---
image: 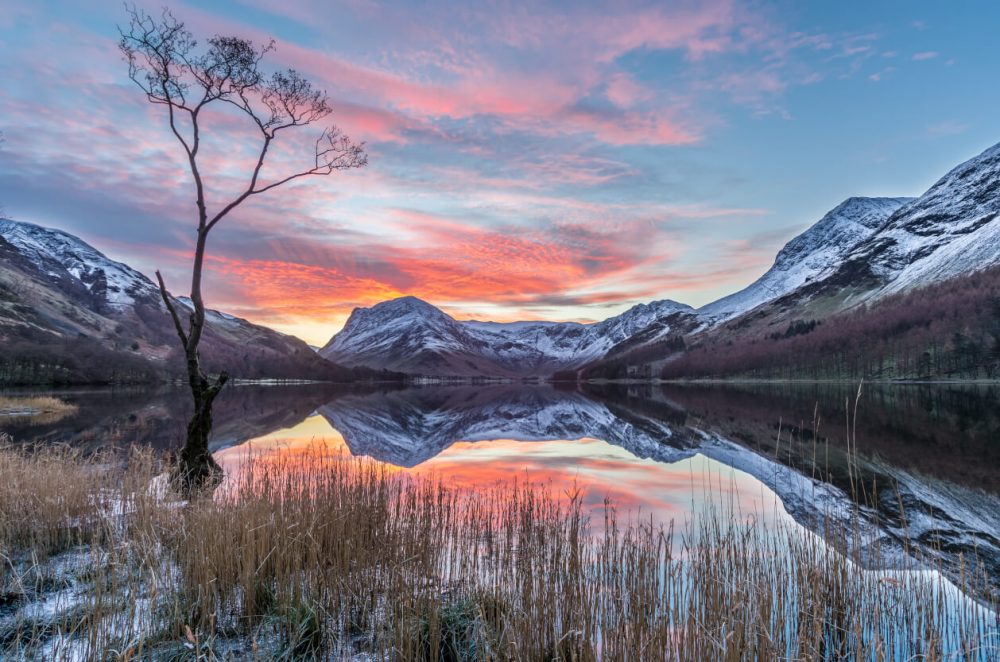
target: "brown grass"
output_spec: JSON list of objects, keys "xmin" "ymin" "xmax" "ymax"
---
[
  {"xmin": 0, "ymin": 439, "xmax": 996, "ymax": 660},
  {"xmin": 0, "ymin": 396, "xmax": 78, "ymax": 424}
]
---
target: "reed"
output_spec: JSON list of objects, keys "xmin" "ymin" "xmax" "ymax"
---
[
  {"xmin": 0, "ymin": 396, "xmax": 78, "ymax": 424},
  {"xmin": 0, "ymin": 438, "xmax": 996, "ymax": 660}
]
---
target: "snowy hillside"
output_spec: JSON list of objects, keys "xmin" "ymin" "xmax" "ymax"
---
[
  {"xmin": 0, "ymin": 219, "xmax": 161, "ymax": 310},
  {"xmin": 829, "ymin": 142, "xmax": 1000, "ymax": 300},
  {"xmin": 0, "ymin": 217, "xmax": 353, "ymax": 383},
  {"xmin": 698, "ymin": 197, "xmax": 912, "ymax": 322}
]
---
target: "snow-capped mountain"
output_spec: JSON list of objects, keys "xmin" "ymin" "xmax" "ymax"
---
[
  {"xmin": 697, "ymin": 197, "xmax": 913, "ymax": 322},
  {"xmin": 319, "ymin": 296, "xmax": 697, "ymax": 377},
  {"xmin": 695, "ymin": 142, "xmax": 1000, "ymax": 324},
  {"xmin": 819, "ymin": 142, "xmax": 1000, "ymax": 300},
  {"xmin": 587, "ymin": 141, "xmax": 1000, "ymax": 377},
  {"xmin": 0, "ymin": 218, "xmax": 362, "ymax": 383}
]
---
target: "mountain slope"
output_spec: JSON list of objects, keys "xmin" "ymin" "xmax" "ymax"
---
[
  {"xmin": 0, "ymin": 218, "xmax": 374, "ymax": 384},
  {"xmin": 697, "ymin": 196, "xmax": 913, "ymax": 322},
  {"xmin": 320, "ymin": 296, "xmax": 698, "ymax": 377},
  {"xmin": 583, "ymin": 142, "xmax": 1000, "ymax": 379},
  {"xmin": 818, "ymin": 142, "xmax": 1000, "ymax": 301}
]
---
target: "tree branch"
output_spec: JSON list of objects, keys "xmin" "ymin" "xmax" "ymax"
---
[{"xmin": 155, "ymin": 270, "xmax": 189, "ymax": 348}]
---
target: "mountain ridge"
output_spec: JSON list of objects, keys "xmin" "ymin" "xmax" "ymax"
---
[
  {"xmin": 320, "ymin": 295, "xmax": 698, "ymax": 377},
  {"xmin": 7, "ymin": 140, "xmax": 1000, "ymax": 381}
]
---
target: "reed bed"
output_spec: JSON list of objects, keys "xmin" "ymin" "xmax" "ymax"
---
[
  {"xmin": 0, "ymin": 396, "xmax": 78, "ymax": 424},
  {"xmin": 0, "ymin": 440, "xmax": 996, "ymax": 660}
]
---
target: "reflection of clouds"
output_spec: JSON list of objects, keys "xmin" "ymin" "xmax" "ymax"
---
[{"xmin": 217, "ymin": 416, "xmax": 787, "ymax": 535}]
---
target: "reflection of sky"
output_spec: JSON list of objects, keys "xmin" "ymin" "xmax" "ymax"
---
[{"xmin": 215, "ymin": 413, "xmax": 790, "ymax": 534}]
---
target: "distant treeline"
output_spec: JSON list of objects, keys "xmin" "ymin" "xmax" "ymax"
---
[
  {"xmin": 0, "ymin": 332, "xmax": 161, "ymax": 384},
  {"xmin": 661, "ymin": 264, "xmax": 1000, "ymax": 381}
]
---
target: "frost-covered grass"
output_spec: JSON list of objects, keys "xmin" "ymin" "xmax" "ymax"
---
[{"xmin": 0, "ymin": 440, "xmax": 996, "ymax": 660}]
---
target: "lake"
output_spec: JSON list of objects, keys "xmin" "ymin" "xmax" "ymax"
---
[{"xmin": 2, "ymin": 381, "xmax": 999, "ymax": 600}]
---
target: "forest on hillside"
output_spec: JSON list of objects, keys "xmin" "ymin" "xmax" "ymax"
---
[{"xmin": 660, "ymin": 264, "xmax": 1000, "ymax": 381}]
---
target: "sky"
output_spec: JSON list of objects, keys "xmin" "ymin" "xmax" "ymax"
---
[{"xmin": 2, "ymin": 1, "xmax": 999, "ymax": 346}]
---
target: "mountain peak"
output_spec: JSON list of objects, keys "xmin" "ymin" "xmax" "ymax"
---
[
  {"xmin": 824, "ymin": 141, "xmax": 1000, "ymax": 294},
  {"xmin": 828, "ymin": 196, "xmax": 916, "ymax": 225},
  {"xmin": 355, "ymin": 296, "xmax": 456, "ymax": 326},
  {"xmin": 376, "ymin": 295, "xmax": 442, "ymax": 313}
]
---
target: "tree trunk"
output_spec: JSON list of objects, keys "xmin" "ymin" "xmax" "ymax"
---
[
  {"xmin": 156, "ymin": 248, "xmax": 229, "ymax": 491},
  {"xmin": 178, "ymin": 364, "xmax": 227, "ymax": 490}
]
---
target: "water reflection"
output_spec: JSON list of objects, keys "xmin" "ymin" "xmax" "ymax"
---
[
  {"xmin": 216, "ymin": 424, "xmax": 785, "ymax": 539},
  {"xmin": 3, "ymin": 381, "xmax": 999, "ymax": 598}
]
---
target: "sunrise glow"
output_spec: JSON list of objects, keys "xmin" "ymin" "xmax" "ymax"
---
[{"xmin": 3, "ymin": 2, "xmax": 997, "ymax": 345}]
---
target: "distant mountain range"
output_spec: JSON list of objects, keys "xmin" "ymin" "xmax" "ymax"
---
[
  {"xmin": 319, "ymin": 295, "xmax": 696, "ymax": 377},
  {"xmin": 321, "ymin": 142, "xmax": 1000, "ymax": 378},
  {"xmin": 0, "ymin": 219, "xmax": 388, "ymax": 384},
  {"xmin": 4, "ymin": 141, "xmax": 1000, "ymax": 383}
]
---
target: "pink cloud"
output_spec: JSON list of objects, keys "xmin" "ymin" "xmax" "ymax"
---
[{"xmin": 605, "ymin": 72, "xmax": 651, "ymax": 108}]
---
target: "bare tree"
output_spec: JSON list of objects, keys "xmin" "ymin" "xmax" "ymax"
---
[{"xmin": 119, "ymin": 6, "xmax": 367, "ymax": 487}]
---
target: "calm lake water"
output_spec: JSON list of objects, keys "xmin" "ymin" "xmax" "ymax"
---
[{"xmin": 3, "ymin": 381, "xmax": 999, "ymax": 597}]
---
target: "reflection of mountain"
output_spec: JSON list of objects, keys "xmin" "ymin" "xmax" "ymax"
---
[
  {"xmin": 600, "ymin": 383, "xmax": 1000, "ymax": 597},
  {"xmin": 10, "ymin": 382, "xmax": 998, "ymax": 600},
  {"xmin": 318, "ymin": 385, "xmax": 701, "ymax": 467},
  {"xmin": 319, "ymin": 385, "xmax": 1000, "ymax": 599}
]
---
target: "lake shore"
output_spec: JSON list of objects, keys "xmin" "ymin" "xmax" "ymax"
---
[{"xmin": 0, "ymin": 441, "xmax": 996, "ymax": 660}]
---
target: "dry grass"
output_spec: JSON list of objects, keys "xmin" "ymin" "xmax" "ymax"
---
[
  {"xmin": 0, "ymin": 438, "xmax": 996, "ymax": 660},
  {"xmin": 0, "ymin": 396, "xmax": 78, "ymax": 424}
]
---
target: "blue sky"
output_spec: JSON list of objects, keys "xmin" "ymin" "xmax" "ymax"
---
[{"xmin": 1, "ymin": 0, "xmax": 998, "ymax": 344}]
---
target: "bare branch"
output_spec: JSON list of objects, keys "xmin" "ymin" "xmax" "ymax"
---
[
  {"xmin": 155, "ymin": 270, "xmax": 189, "ymax": 348},
  {"xmin": 120, "ymin": 5, "xmax": 368, "ymax": 484},
  {"xmin": 252, "ymin": 128, "xmax": 367, "ymax": 194}
]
